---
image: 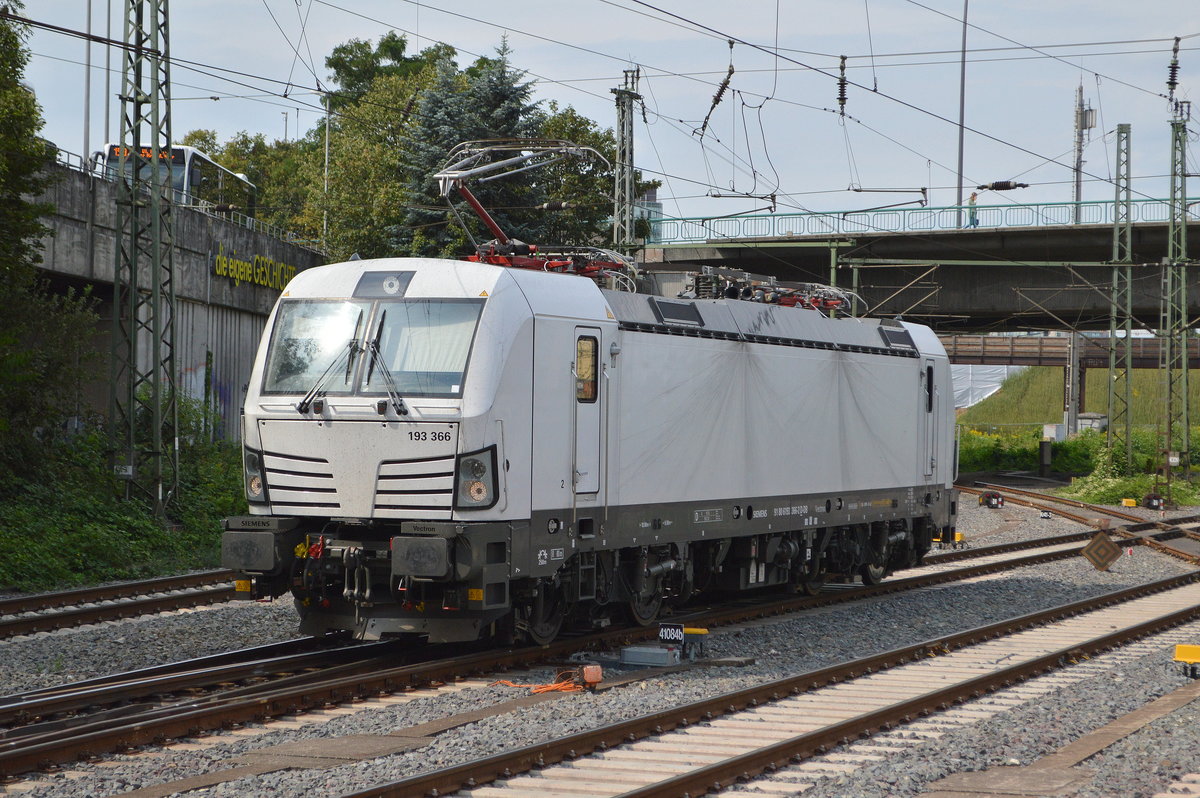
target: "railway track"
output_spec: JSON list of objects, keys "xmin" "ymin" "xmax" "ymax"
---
[
  {"xmin": 340, "ymin": 572, "xmax": 1200, "ymax": 798},
  {"xmin": 0, "ymin": 531, "xmax": 1126, "ymax": 781},
  {"xmin": 0, "ymin": 570, "xmax": 235, "ymax": 640},
  {"xmin": 962, "ymin": 482, "xmax": 1200, "ymax": 564}
]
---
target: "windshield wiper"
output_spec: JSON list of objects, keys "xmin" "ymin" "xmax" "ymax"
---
[
  {"xmin": 365, "ymin": 310, "xmax": 409, "ymax": 416},
  {"xmin": 297, "ymin": 310, "xmax": 362, "ymax": 414}
]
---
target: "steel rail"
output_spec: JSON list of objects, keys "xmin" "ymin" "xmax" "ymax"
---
[
  {"xmin": 5, "ymin": 636, "xmax": 338, "ymax": 699},
  {"xmin": 0, "ymin": 585, "xmax": 236, "ymax": 640},
  {"xmin": 958, "ymin": 484, "xmax": 1139, "ymax": 527},
  {"xmin": 962, "ymin": 484, "xmax": 1200, "ymax": 564},
  {"xmin": 0, "ymin": 640, "xmax": 398, "ymax": 730},
  {"xmin": 340, "ymin": 571, "xmax": 1200, "ymax": 798},
  {"xmin": 0, "ymin": 536, "xmax": 1106, "ymax": 779},
  {"xmin": 923, "ymin": 530, "xmax": 1094, "ymax": 562},
  {"xmin": 971, "ymin": 482, "xmax": 1147, "ymax": 524},
  {"xmin": 0, "ymin": 570, "xmax": 232, "ymax": 615}
]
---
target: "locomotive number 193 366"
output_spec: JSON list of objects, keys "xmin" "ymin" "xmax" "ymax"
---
[{"xmin": 408, "ymin": 430, "xmax": 453, "ymax": 442}]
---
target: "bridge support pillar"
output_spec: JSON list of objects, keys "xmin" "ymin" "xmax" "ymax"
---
[{"xmin": 1063, "ymin": 334, "xmax": 1084, "ymax": 435}]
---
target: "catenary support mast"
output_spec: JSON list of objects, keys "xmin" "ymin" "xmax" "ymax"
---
[
  {"xmin": 1107, "ymin": 123, "xmax": 1134, "ymax": 472},
  {"xmin": 612, "ymin": 68, "xmax": 640, "ymax": 255},
  {"xmin": 108, "ymin": 0, "xmax": 177, "ymax": 516},
  {"xmin": 1158, "ymin": 39, "xmax": 1191, "ymax": 501}
]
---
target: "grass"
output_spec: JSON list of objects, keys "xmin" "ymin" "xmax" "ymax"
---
[
  {"xmin": 958, "ymin": 365, "xmax": 1200, "ymax": 428},
  {"xmin": 958, "ymin": 365, "xmax": 1200, "ymax": 505}
]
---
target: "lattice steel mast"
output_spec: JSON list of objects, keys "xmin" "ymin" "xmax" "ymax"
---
[
  {"xmin": 1158, "ymin": 38, "xmax": 1191, "ymax": 501},
  {"xmin": 1107, "ymin": 123, "xmax": 1134, "ymax": 471},
  {"xmin": 108, "ymin": 0, "xmax": 177, "ymax": 516},
  {"xmin": 611, "ymin": 68, "xmax": 640, "ymax": 254}
]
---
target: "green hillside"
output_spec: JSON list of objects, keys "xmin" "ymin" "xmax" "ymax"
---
[{"xmin": 958, "ymin": 366, "xmax": 1200, "ymax": 428}]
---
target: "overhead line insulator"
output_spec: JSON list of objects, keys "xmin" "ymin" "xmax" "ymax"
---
[{"xmin": 838, "ymin": 55, "xmax": 848, "ymax": 116}]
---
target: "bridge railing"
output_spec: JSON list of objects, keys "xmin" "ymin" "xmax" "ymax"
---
[
  {"xmin": 649, "ymin": 196, "xmax": 1198, "ymax": 244},
  {"xmin": 49, "ymin": 146, "xmax": 324, "ymax": 254}
]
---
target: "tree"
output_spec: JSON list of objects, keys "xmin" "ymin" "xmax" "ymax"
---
[
  {"xmin": 0, "ymin": 4, "xmax": 99, "ymax": 477},
  {"xmin": 396, "ymin": 56, "xmax": 472, "ymax": 258},
  {"xmin": 456, "ymin": 43, "xmax": 547, "ymax": 247},
  {"xmin": 537, "ymin": 103, "xmax": 619, "ymax": 247},
  {"xmin": 537, "ymin": 102, "xmax": 660, "ymax": 249},
  {"xmin": 305, "ymin": 63, "xmax": 439, "ymax": 260},
  {"xmin": 179, "ymin": 128, "xmax": 219, "ymax": 154},
  {"xmin": 325, "ymin": 31, "xmax": 431, "ymax": 111},
  {"xmin": 177, "ymin": 128, "xmax": 324, "ymax": 241},
  {"xmin": 0, "ymin": 4, "xmax": 53, "ymax": 276},
  {"xmin": 396, "ymin": 42, "xmax": 560, "ymax": 257}
]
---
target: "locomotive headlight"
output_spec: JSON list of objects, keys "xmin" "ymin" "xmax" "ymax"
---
[
  {"xmin": 455, "ymin": 446, "xmax": 498, "ymax": 510},
  {"xmin": 244, "ymin": 449, "xmax": 269, "ymax": 504}
]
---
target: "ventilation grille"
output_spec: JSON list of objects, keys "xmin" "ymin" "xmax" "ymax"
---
[
  {"xmin": 374, "ymin": 454, "xmax": 455, "ymax": 518},
  {"xmin": 263, "ymin": 451, "xmax": 340, "ymax": 510}
]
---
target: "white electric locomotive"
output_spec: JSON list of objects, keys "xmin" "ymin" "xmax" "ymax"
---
[{"xmin": 222, "ymin": 256, "xmax": 958, "ymax": 644}]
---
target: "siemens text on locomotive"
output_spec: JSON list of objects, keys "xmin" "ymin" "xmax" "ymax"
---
[{"xmin": 222, "ymin": 257, "xmax": 958, "ymax": 644}]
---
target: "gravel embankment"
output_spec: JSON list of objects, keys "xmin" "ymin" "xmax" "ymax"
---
[
  {"xmin": 3, "ymin": 501, "xmax": 1197, "ymax": 798},
  {"xmin": 791, "ymin": 637, "xmax": 1200, "ymax": 798},
  {"xmin": 0, "ymin": 601, "xmax": 299, "ymax": 694}
]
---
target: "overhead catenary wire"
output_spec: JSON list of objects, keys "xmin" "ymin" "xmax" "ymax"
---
[
  {"xmin": 901, "ymin": 0, "xmax": 1169, "ymax": 100},
  {"xmin": 551, "ymin": 44, "xmax": 1200, "ymax": 85},
  {"xmin": 259, "ymin": 0, "xmax": 321, "ymax": 93},
  {"xmin": 21, "ymin": 3, "xmax": 1190, "ymax": 229},
  {"xmin": 862, "ymin": 0, "xmax": 879, "ymax": 91},
  {"xmin": 17, "ymin": 4, "xmax": 1190, "ymax": 317},
  {"xmin": 310, "ymin": 0, "xmax": 1134, "ymax": 202},
  {"xmin": 694, "ymin": 40, "xmax": 735, "ymax": 140},
  {"xmin": 26, "ymin": 0, "xmax": 1180, "ymax": 215},
  {"xmin": 620, "ymin": 0, "xmax": 1178, "ymax": 204}
]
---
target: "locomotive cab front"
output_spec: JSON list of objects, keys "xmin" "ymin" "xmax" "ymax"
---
[{"xmin": 223, "ymin": 259, "xmax": 537, "ymax": 642}]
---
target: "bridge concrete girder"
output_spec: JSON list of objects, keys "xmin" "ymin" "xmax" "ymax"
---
[
  {"xmin": 37, "ymin": 161, "xmax": 325, "ymax": 440},
  {"xmin": 644, "ymin": 220, "xmax": 1200, "ymax": 332}
]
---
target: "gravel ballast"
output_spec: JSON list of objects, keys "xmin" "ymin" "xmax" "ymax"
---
[{"xmin": 3, "ymin": 501, "xmax": 1199, "ymax": 798}]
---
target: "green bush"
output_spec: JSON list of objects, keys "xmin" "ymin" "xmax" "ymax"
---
[
  {"xmin": 0, "ymin": 397, "xmax": 247, "ymax": 592},
  {"xmin": 1050, "ymin": 429, "xmax": 1103, "ymax": 473},
  {"xmin": 957, "ymin": 428, "xmax": 1039, "ymax": 471}
]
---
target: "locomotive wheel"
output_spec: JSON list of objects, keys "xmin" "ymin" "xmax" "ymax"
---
[
  {"xmin": 522, "ymin": 584, "xmax": 565, "ymax": 646},
  {"xmin": 796, "ymin": 559, "xmax": 827, "ymax": 596},
  {"xmin": 860, "ymin": 562, "xmax": 886, "ymax": 585},
  {"xmin": 627, "ymin": 591, "xmax": 663, "ymax": 626},
  {"xmin": 796, "ymin": 572, "xmax": 826, "ymax": 596}
]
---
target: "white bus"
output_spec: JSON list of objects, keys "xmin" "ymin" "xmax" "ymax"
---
[{"xmin": 100, "ymin": 143, "xmax": 257, "ymax": 217}]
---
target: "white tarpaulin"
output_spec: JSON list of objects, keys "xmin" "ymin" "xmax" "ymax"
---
[{"xmin": 953, "ymin": 364, "xmax": 1024, "ymax": 409}]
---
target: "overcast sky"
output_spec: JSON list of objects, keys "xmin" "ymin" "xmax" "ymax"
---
[{"xmin": 22, "ymin": 1, "xmax": 1200, "ymax": 220}]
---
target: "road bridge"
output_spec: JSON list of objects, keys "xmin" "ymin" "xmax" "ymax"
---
[
  {"xmin": 646, "ymin": 197, "xmax": 1200, "ymax": 333},
  {"xmin": 940, "ymin": 334, "xmax": 1200, "ymax": 368},
  {"xmin": 36, "ymin": 152, "xmax": 326, "ymax": 438},
  {"xmin": 941, "ymin": 333, "xmax": 1200, "ymax": 417}
]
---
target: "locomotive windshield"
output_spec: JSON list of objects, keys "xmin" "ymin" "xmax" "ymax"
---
[
  {"xmin": 262, "ymin": 299, "xmax": 371, "ymax": 394},
  {"xmin": 362, "ymin": 299, "xmax": 483, "ymax": 397},
  {"xmin": 261, "ymin": 298, "xmax": 483, "ymax": 397}
]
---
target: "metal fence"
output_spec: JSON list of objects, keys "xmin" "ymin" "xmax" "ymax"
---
[
  {"xmin": 649, "ymin": 196, "xmax": 1199, "ymax": 245},
  {"xmin": 51, "ymin": 146, "xmax": 324, "ymax": 254}
]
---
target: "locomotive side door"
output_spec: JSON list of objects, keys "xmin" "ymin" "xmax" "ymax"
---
[
  {"xmin": 923, "ymin": 359, "xmax": 937, "ymax": 480},
  {"xmin": 573, "ymin": 327, "xmax": 602, "ymax": 494}
]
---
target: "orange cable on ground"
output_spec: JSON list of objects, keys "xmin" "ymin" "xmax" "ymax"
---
[{"xmin": 491, "ymin": 670, "xmax": 587, "ymax": 693}]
